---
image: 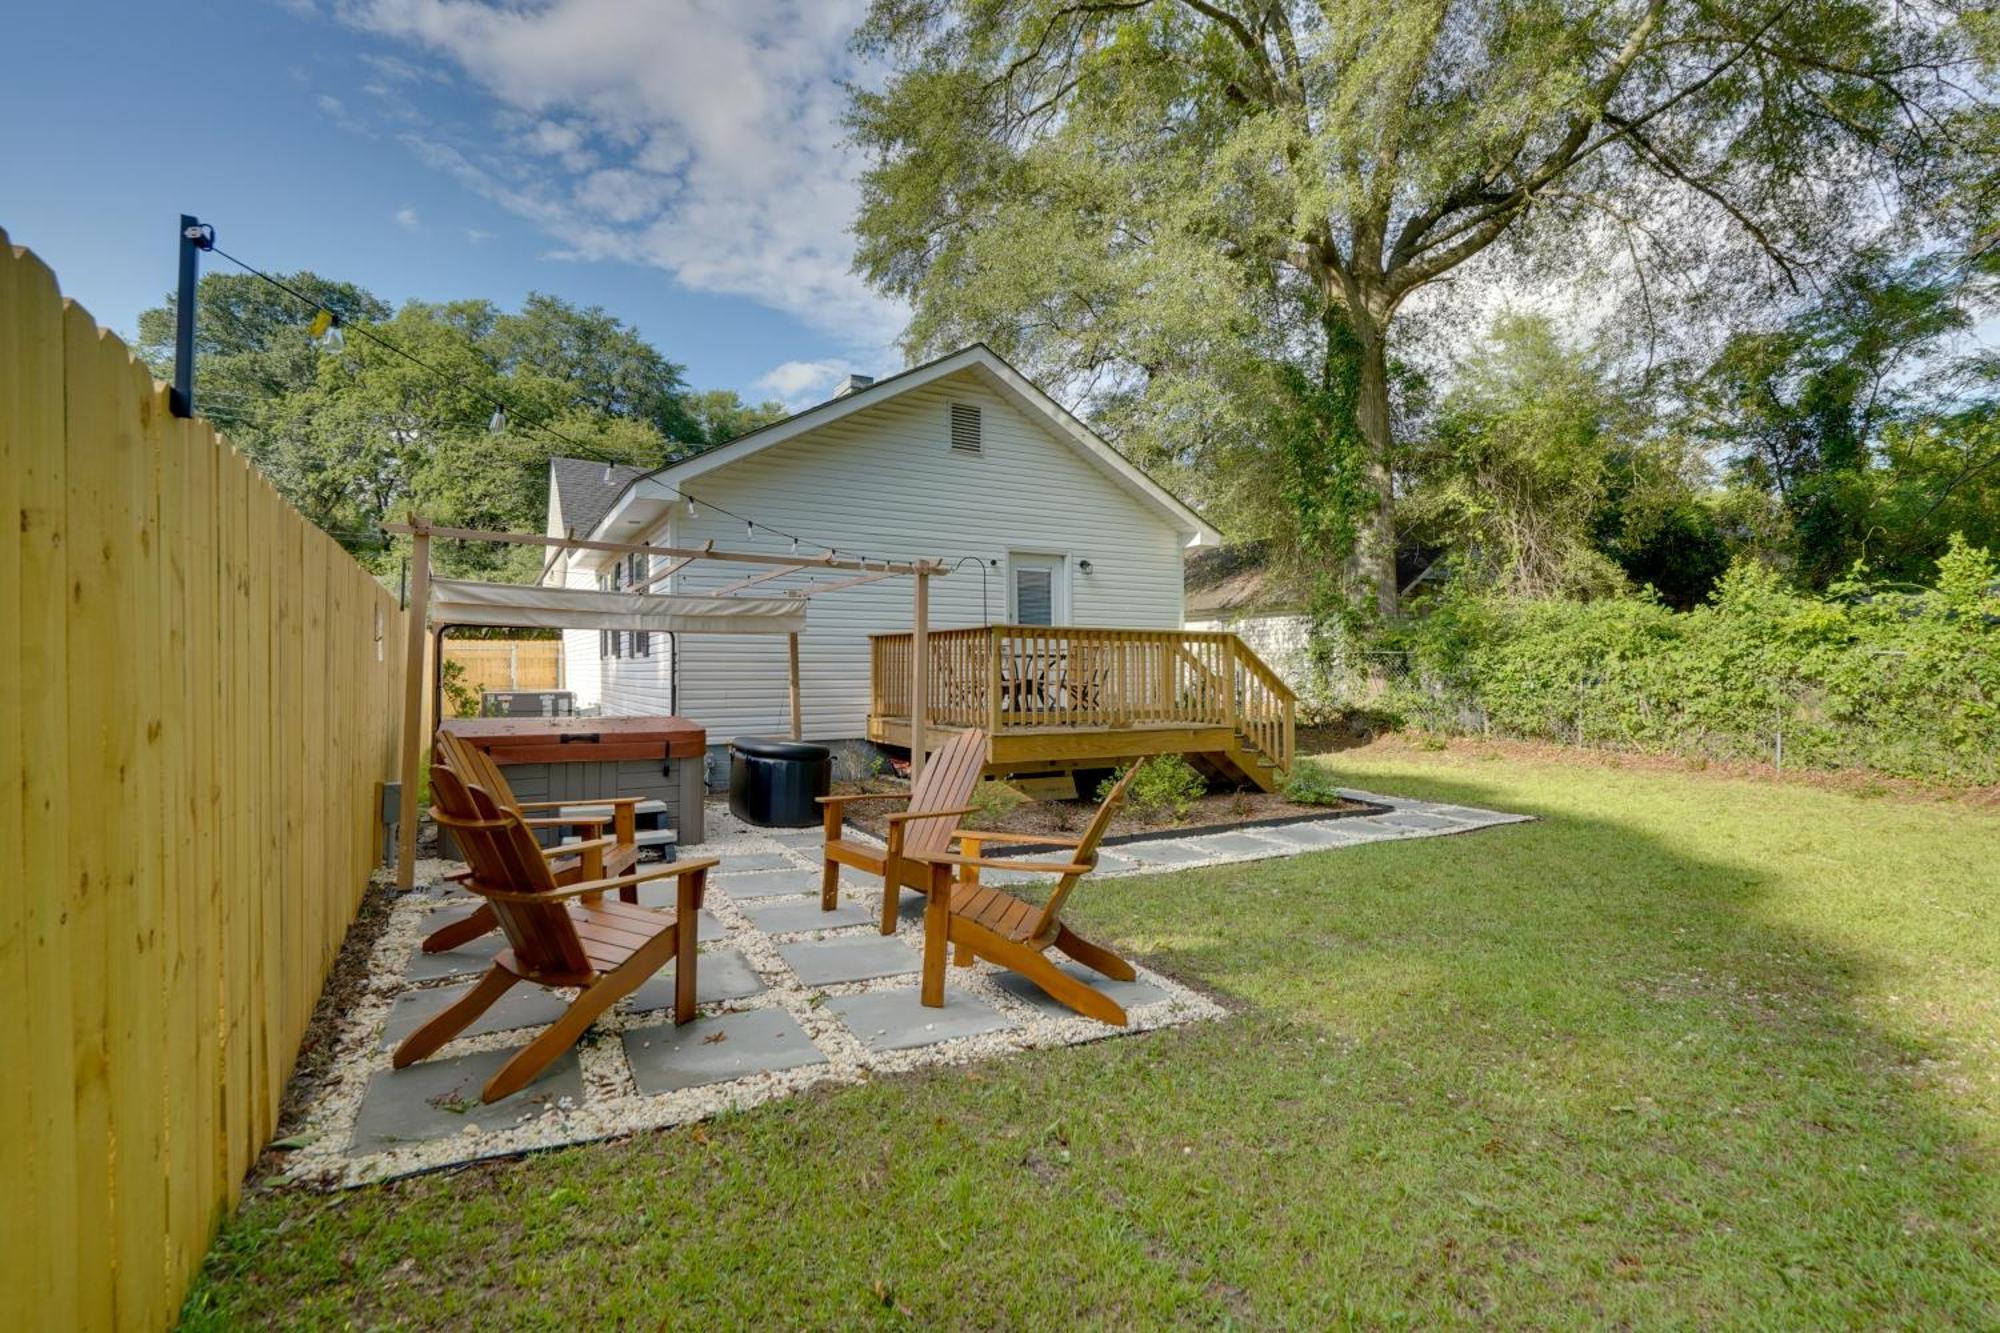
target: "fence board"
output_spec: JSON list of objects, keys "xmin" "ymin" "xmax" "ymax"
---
[
  {"xmin": 2, "ymin": 232, "xmax": 407, "ymax": 1329},
  {"xmin": 442, "ymin": 638, "xmax": 562, "ymax": 701}
]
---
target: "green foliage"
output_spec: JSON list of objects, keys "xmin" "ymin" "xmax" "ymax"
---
[
  {"xmin": 1101, "ymin": 756, "xmax": 1209, "ymax": 823},
  {"xmin": 1280, "ymin": 757, "xmax": 1347, "ymax": 807},
  {"xmin": 849, "ymin": 0, "xmax": 1978, "ymax": 614},
  {"xmin": 135, "ymin": 272, "xmax": 702, "ymax": 575},
  {"xmin": 1689, "ymin": 250, "xmax": 1997, "ymax": 588},
  {"xmin": 685, "ymin": 388, "xmax": 789, "ymax": 445},
  {"xmin": 437, "ymin": 658, "xmax": 481, "ymax": 720},
  {"xmin": 1392, "ymin": 541, "xmax": 2000, "ymax": 782},
  {"xmin": 965, "ymin": 778, "xmax": 1026, "ymax": 825}
]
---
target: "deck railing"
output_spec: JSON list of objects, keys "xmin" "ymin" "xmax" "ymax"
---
[{"xmin": 870, "ymin": 625, "xmax": 1296, "ymax": 773}]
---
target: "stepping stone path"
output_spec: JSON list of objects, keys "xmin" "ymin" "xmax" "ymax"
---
[{"xmin": 288, "ymin": 785, "xmax": 1523, "ymax": 1186}]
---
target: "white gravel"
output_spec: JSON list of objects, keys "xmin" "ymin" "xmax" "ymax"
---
[{"xmin": 278, "ymin": 792, "xmax": 1518, "ymax": 1187}]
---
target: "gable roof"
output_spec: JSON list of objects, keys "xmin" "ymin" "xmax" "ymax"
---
[
  {"xmin": 583, "ymin": 344, "xmax": 1222, "ymax": 548},
  {"xmin": 549, "ymin": 457, "xmax": 651, "ymax": 540},
  {"xmin": 1186, "ymin": 543, "xmax": 1301, "ymax": 616}
]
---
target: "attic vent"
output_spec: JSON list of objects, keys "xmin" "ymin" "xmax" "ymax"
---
[{"xmin": 949, "ymin": 401, "xmax": 983, "ymax": 454}]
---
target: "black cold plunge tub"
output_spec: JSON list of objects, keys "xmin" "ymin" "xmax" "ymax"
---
[{"xmin": 728, "ymin": 737, "xmax": 831, "ymax": 827}]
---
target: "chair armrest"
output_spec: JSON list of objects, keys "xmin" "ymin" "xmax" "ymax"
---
[
  {"xmin": 522, "ymin": 815, "xmax": 609, "ymax": 832},
  {"xmin": 884, "ymin": 805, "xmax": 977, "ymax": 825},
  {"xmin": 469, "ymin": 856, "xmax": 720, "ymax": 904},
  {"xmin": 949, "ymin": 829, "xmax": 1086, "ymax": 847},
  {"xmin": 543, "ymin": 835, "xmax": 615, "ymax": 860},
  {"xmin": 908, "ymin": 850, "xmax": 1092, "ymax": 877},
  {"xmin": 515, "ymin": 797, "xmax": 642, "ymax": 810},
  {"xmin": 816, "ymin": 792, "xmax": 911, "ymax": 807}
]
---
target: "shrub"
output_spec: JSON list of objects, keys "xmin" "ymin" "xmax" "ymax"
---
[
  {"xmin": 964, "ymin": 779, "xmax": 1026, "ymax": 825},
  {"xmin": 1103, "ymin": 755, "xmax": 1209, "ymax": 823},
  {"xmin": 1282, "ymin": 757, "xmax": 1347, "ymax": 806},
  {"xmin": 439, "ymin": 658, "xmax": 481, "ymax": 719}
]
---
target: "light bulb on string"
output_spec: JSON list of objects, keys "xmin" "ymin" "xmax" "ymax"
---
[
  {"xmin": 488, "ymin": 404, "xmax": 507, "ymax": 433},
  {"xmin": 686, "ymin": 495, "xmax": 698, "ymax": 517}
]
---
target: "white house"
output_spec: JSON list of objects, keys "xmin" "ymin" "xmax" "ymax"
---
[{"xmin": 542, "ymin": 345, "xmax": 1221, "ymax": 754}]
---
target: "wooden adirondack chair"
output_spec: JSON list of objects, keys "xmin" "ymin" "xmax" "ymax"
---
[
  {"xmin": 421, "ymin": 730, "xmax": 647, "ymax": 955},
  {"xmin": 818, "ymin": 728, "xmax": 989, "ymax": 934},
  {"xmin": 393, "ymin": 762, "xmax": 714, "ymax": 1103},
  {"xmin": 910, "ymin": 762, "xmax": 1144, "ymax": 1026}
]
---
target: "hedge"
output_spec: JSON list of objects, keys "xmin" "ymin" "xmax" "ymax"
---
[{"xmin": 1383, "ymin": 537, "xmax": 1999, "ymax": 783}]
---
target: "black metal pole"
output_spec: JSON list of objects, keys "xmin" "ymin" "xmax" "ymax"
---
[{"xmin": 170, "ymin": 214, "xmax": 210, "ymax": 418}]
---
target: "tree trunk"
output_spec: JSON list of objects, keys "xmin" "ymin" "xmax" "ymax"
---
[{"xmin": 1346, "ymin": 309, "xmax": 1399, "ymax": 619}]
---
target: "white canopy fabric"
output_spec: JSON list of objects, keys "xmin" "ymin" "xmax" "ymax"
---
[{"xmin": 428, "ymin": 577, "xmax": 806, "ymax": 635}]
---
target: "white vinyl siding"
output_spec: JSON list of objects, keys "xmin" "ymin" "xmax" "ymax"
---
[{"xmin": 587, "ymin": 368, "xmax": 1185, "ymax": 739}]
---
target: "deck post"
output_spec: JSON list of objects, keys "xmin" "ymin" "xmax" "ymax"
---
[
  {"xmin": 986, "ymin": 624, "xmax": 1002, "ymax": 737},
  {"xmin": 910, "ymin": 570, "xmax": 929, "ymax": 781},
  {"xmin": 787, "ymin": 630, "xmax": 802, "ymax": 740},
  {"xmin": 395, "ymin": 523, "xmax": 432, "ymax": 888},
  {"xmin": 1221, "ymin": 634, "xmax": 1238, "ymax": 731}
]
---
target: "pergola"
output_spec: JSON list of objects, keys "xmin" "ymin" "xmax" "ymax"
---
[{"xmin": 384, "ymin": 518, "xmax": 949, "ymax": 887}]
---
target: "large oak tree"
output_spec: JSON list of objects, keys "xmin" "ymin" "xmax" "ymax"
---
[{"xmin": 849, "ymin": 0, "xmax": 1983, "ymax": 614}]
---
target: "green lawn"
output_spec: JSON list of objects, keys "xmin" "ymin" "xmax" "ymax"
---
[{"xmin": 184, "ymin": 747, "xmax": 2000, "ymax": 1328}]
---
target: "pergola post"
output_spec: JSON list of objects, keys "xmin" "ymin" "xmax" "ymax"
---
[
  {"xmin": 910, "ymin": 569, "xmax": 929, "ymax": 780},
  {"xmin": 787, "ymin": 631, "xmax": 802, "ymax": 741},
  {"xmin": 395, "ymin": 523, "xmax": 432, "ymax": 888}
]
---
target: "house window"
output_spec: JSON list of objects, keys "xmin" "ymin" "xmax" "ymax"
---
[
  {"xmin": 949, "ymin": 401, "xmax": 982, "ymax": 455},
  {"xmin": 608, "ymin": 564, "xmax": 624, "ymax": 657},
  {"xmin": 628, "ymin": 554, "xmax": 650, "ymax": 657},
  {"xmin": 598, "ymin": 573, "xmax": 611, "ymax": 657}
]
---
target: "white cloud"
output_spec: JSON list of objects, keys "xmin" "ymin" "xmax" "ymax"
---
[
  {"xmin": 394, "ymin": 205, "xmax": 421, "ymax": 231},
  {"xmin": 464, "ymin": 226, "xmax": 494, "ymax": 244},
  {"xmin": 342, "ymin": 0, "xmax": 907, "ymax": 358},
  {"xmin": 754, "ymin": 358, "xmax": 859, "ymax": 408}
]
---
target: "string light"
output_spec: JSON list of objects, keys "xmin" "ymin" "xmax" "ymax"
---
[{"xmin": 488, "ymin": 405, "xmax": 507, "ymax": 433}]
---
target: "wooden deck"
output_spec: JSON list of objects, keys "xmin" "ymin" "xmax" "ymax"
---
[{"xmin": 868, "ymin": 625, "xmax": 1297, "ymax": 791}]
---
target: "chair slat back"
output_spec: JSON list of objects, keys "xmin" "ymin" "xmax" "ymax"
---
[
  {"xmin": 1029, "ymin": 760, "xmax": 1143, "ymax": 940},
  {"xmin": 436, "ymin": 731, "xmax": 520, "ymax": 814},
  {"xmin": 430, "ymin": 760, "xmax": 593, "ymax": 977},
  {"xmin": 900, "ymin": 728, "xmax": 989, "ymax": 859}
]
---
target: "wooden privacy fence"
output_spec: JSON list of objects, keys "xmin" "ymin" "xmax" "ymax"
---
[
  {"xmin": 444, "ymin": 637, "xmax": 562, "ymax": 695},
  {"xmin": 0, "ymin": 232, "xmax": 407, "ymax": 1330}
]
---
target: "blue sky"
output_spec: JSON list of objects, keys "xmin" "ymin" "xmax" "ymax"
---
[{"xmin": 0, "ymin": 0, "xmax": 894, "ymax": 407}]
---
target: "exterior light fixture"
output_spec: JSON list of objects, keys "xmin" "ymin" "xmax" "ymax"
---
[{"xmin": 1077, "ymin": 558, "xmax": 1094, "ymax": 574}]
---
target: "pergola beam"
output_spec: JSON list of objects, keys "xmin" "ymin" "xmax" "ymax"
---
[
  {"xmin": 381, "ymin": 522, "xmax": 945, "ymax": 576},
  {"xmin": 630, "ymin": 541, "xmax": 711, "ymax": 592},
  {"xmin": 785, "ymin": 567, "xmax": 905, "ymax": 598},
  {"xmin": 709, "ymin": 563, "xmax": 811, "ymax": 597}
]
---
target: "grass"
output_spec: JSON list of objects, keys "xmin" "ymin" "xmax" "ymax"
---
[{"xmin": 183, "ymin": 745, "xmax": 2000, "ymax": 1328}]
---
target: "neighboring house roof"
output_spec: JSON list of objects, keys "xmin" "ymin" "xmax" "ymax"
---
[
  {"xmin": 549, "ymin": 457, "xmax": 651, "ymax": 542},
  {"xmin": 1185, "ymin": 542, "xmax": 1301, "ymax": 618},
  {"xmin": 583, "ymin": 344, "xmax": 1222, "ymax": 548}
]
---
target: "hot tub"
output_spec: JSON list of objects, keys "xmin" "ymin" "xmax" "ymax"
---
[{"xmin": 439, "ymin": 716, "xmax": 708, "ymax": 849}]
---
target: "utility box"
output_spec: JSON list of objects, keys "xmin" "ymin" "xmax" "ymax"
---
[{"xmin": 480, "ymin": 689, "xmax": 575, "ymax": 718}]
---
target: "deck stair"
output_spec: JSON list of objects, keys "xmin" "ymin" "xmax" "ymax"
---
[{"xmin": 868, "ymin": 625, "xmax": 1296, "ymax": 792}]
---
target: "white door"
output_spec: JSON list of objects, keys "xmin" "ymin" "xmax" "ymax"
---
[{"xmin": 1007, "ymin": 553, "xmax": 1068, "ymax": 625}]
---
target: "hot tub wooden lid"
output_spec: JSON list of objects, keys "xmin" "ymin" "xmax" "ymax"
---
[{"xmin": 440, "ymin": 716, "xmax": 707, "ymax": 765}]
